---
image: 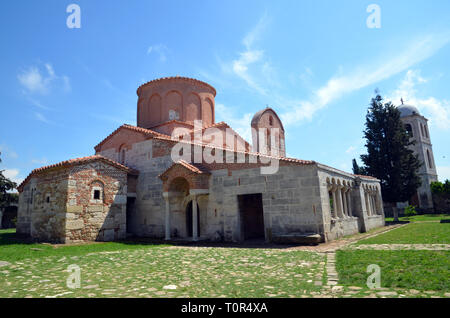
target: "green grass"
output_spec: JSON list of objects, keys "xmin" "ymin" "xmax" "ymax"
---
[
  {"xmin": 0, "ymin": 228, "xmax": 168, "ymax": 262},
  {"xmin": 336, "ymin": 250, "xmax": 450, "ymax": 291},
  {"xmin": 385, "ymin": 214, "xmax": 450, "ymax": 223},
  {"xmin": 357, "ymin": 222, "xmax": 450, "ymax": 244}
]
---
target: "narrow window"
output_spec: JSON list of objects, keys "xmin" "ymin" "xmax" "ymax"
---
[
  {"xmin": 46, "ymin": 196, "xmax": 50, "ymax": 203},
  {"xmin": 269, "ymin": 116, "xmax": 273, "ymax": 126},
  {"xmin": 427, "ymin": 149, "xmax": 433, "ymax": 169},
  {"xmin": 93, "ymin": 190, "xmax": 101, "ymax": 200},
  {"xmin": 120, "ymin": 149, "xmax": 126, "ymax": 164}
]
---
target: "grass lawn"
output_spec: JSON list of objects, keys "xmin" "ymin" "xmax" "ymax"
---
[
  {"xmin": 357, "ymin": 222, "xmax": 450, "ymax": 244},
  {"xmin": 385, "ymin": 214, "xmax": 450, "ymax": 223},
  {"xmin": 0, "ymin": 229, "xmax": 325, "ymax": 298},
  {"xmin": 0, "ymin": 228, "xmax": 169, "ymax": 262},
  {"xmin": 336, "ymin": 250, "xmax": 450, "ymax": 292}
]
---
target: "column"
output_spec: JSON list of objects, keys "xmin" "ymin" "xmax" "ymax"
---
[
  {"xmin": 346, "ymin": 190, "xmax": 352, "ymax": 217},
  {"xmin": 336, "ymin": 186, "xmax": 344, "ymax": 218},
  {"xmin": 331, "ymin": 188, "xmax": 337, "ymax": 218},
  {"xmin": 371, "ymin": 194, "xmax": 377, "ymax": 215},
  {"xmin": 342, "ymin": 188, "xmax": 348, "ymax": 218},
  {"xmin": 365, "ymin": 192, "xmax": 371, "ymax": 216},
  {"xmin": 192, "ymin": 195, "xmax": 198, "ymax": 241},
  {"xmin": 163, "ymin": 192, "xmax": 170, "ymax": 240}
]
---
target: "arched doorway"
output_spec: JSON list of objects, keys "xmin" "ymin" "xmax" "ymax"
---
[{"xmin": 186, "ymin": 201, "xmax": 200, "ymax": 237}]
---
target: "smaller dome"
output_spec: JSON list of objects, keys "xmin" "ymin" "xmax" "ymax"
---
[{"xmin": 397, "ymin": 104, "xmax": 420, "ymax": 117}]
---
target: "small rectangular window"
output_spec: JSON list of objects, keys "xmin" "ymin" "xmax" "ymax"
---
[{"xmin": 93, "ymin": 190, "xmax": 101, "ymax": 200}]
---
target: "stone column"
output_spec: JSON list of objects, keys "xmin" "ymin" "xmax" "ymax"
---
[
  {"xmin": 163, "ymin": 192, "xmax": 170, "ymax": 240},
  {"xmin": 192, "ymin": 195, "xmax": 198, "ymax": 241},
  {"xmin": 364, "ymin": 192, "xmax": 371, "ymax": 216},
  {"xmin": 342, "ymin": 188, "xmax": 348, "ymax": 218},
  {"xmin": 331, "ymin": 188, "xmax": 337, "ymax": 218},
  {"xmin": 346, "ymin": 190, "xmax": 352, "ymax": 217},
  {"xmin": 336, "ymin": 186, "xmax": 344, "ymax": 218},
  {"xmin": 371, "ymin": 194, "xmax": 377, "ymax": 215}
]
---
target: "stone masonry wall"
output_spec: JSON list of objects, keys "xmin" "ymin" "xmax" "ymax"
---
[
  {"xmin": 17, "ymin": 168, "xmax": 69, "ymax": 243},
  {"xmin": 65, "ymin": 162, "xmax": 128, "ymax": 243}
]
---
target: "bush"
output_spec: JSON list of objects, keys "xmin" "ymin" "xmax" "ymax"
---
[
  {"xmin": 431, "ymin": 180, "xmax": 450, "ymax": 195},
  {"xmin": 404, "ymin": 205, "xmax": 417, "ymax": 217}
]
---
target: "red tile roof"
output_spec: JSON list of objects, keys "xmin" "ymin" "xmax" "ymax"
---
[
  {"xmin": 137, "ymin": 76, "xmax": 216, "ymax": 96},
  {"xmin": 158, "ymin": 160, "xmax": 210, "ymax": 179},
  {"xmin": 17, "ymin": 155, "xmax": 138, "ymax": 192}
]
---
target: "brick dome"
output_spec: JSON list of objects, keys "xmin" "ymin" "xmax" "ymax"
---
[{"xmin": 136, "ymin": 76, "xmax": 216, "ymax": 129}]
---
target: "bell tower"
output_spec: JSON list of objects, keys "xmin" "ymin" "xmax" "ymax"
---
[{"xmin": 398, "ymin": 103, "xmax": 438, "ymax": 209}]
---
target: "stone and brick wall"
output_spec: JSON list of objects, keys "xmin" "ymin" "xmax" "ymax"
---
[{"xmin": 65, "ymin": 162, "xmax": 128, "ymax": 243}]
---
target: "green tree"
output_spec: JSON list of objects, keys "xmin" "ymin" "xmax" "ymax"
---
[
  {"xmin": 360, "ymin": 93, "xmax": 422, "ymax": 221},
  {"xmin": 352, "ymin": 158, "xmax": 366, "ymax": 175},
  {"xmin": 0, "ymin": 152, "xmax": 18, "ymax": 208}
]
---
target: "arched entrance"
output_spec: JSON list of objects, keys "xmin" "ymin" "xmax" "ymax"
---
[{"xmin": 186, "ymin": 201, "xmax": 200, "ymax": 237}]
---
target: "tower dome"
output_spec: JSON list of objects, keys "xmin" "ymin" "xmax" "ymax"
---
[
  {"xmin": 136, "ymin": 76, "xmax": 216, "ymax": 129},
  {"xmin": 397, "ymin": 104, "xmax": 420, "ymax": 117}
]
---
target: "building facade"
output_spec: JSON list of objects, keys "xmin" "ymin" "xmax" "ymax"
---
[{"xmin": 17, "ymin": 76, "xmax": 385, "ymax": 244}]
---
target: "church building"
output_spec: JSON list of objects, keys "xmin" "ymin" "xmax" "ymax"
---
[{"xmin": 17, "ymin": 76, "xmax": 385, "ymax": 244}]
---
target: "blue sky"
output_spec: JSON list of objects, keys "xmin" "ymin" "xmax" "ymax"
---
[{"xmin": 1, "ymin": 0, "xmax": 450, "ymax": 185}]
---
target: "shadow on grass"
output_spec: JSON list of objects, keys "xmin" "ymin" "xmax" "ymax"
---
[{"xmin": 0, "ymin": 229, "xmax": 309, "ymax": 251}]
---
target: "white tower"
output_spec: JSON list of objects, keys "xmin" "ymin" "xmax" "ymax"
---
[{"xmin": 398, "ymin": 103, "xmax": 438, "ymax": 210}]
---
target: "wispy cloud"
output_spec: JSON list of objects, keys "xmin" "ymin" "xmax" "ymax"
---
[
  {"xmin": 31, "ymin": 158, "xmax": 48, "ymax": 165},
  {"xmin": 220, "ymin": 11, "xmax": 273, "ymax": 96},
  {"xmin": 437, "ymin": 166, "xmax": 450, "ymax": 182},
  {"xmin": 147, "ymin": 44, "xmax": 169, "ymax": 62},
  {"xmin": 387, "ymin": 69, "xmax": 450, "ymax": 130},
  {"xmin": 280, "ymin": 32, "xmax": 450, "ymax": 126},
  {"xmin": 34, "ymin": 112, "xmax": 52, "ymax": 124},
  {"xmin": 18, "ymin": 63, "xmax": 71, "ymax": 95},
  {"xmin": 215, "ymin": 103, "xmax": 254, "ymax": 143},
  {"xmin": 2, "ymin": 168, "xmax": 23, "ymax": 185}
]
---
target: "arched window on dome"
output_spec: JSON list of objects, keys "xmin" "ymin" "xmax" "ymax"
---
[{"xmin": 269, "ymin": 116, "xmax": 273, "ymax": 126}]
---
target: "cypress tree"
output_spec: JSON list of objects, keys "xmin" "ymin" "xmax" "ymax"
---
[{"xmin": 360, "ymin": 93, "xmax": 422, "ymax": 219}]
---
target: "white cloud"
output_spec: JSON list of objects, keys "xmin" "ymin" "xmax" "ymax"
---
[
  {"xmin": 215, "ymin": 103, "xmax": 254, "ymax": 143},
  {"xmin": 437, "ymin": 166, "xmax": 450, "ymax": 182},
  {"xmin": 345, "ymin": 146, "xmax": 356, "ymax": 154},
  {"xmin": 31, "ymin": 158, "xmax": 48, "ymax": 165},
  {"xmin": 219, "ymin": 11, "xmax": 273, "ymax": 96},
  {"xmin": 18, "ymin": 63, "xmax": 71, "ymax": 95},
  {"xmin": 147, "ymin": 44, "xmax": 169, "ymax": 62},
  {"xmin": 2, "ymin": 168, "xmax": 23, "ymax": 185},
  {"xmin": 34, "ymin": 112, "xmax": 51, "ymax": 124},
  {"xmin": 279, "ymin": 32, "xmax": 450, "ymax": 126},
  {"xmin": 388, "ymin": 69, "xmax": 450, "ymax": 130}
]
